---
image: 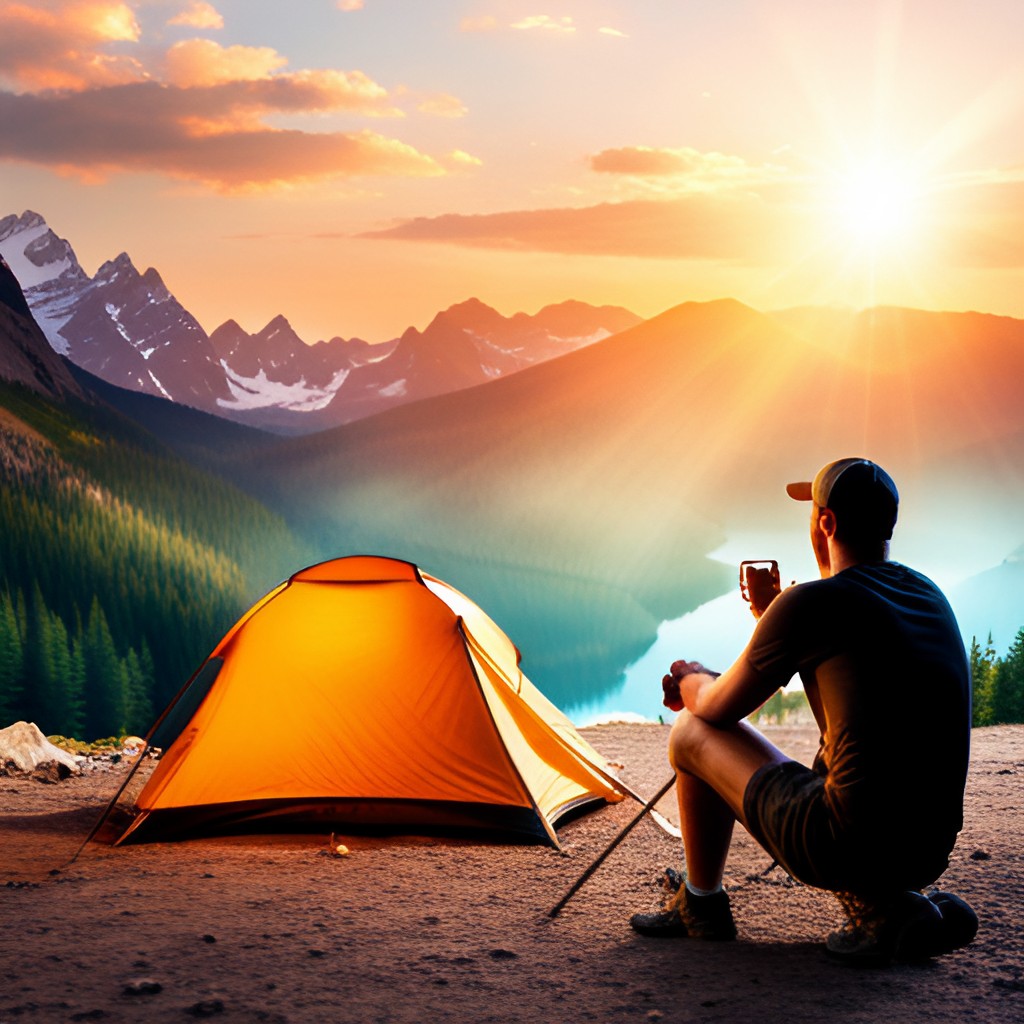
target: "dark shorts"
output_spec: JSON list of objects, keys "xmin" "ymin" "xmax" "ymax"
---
[
  {"xmin": 742, "ymin": 760, "xmax": 951, "ymax": 894},
  {"xmin": 742, "ymin": 760, "xmax": 846, "ymax": 890}
]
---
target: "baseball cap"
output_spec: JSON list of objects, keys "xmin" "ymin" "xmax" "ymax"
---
[{"xmin": 786, "ymin": 458, "xmax": 899, "ymax": 539}]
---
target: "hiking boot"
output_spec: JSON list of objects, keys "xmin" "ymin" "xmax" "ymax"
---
[
  {"xmin": 826, "ymin": 890, "xmax": 942, "ymax": 964},
  {"xmin": 630, "ymin": 886, "xmax": 737, "ymax": 940},
  {"xmin": 661, "ymin": 866, "xmax": 685, "ymax": 895},
  {"xmin": 921, "ymin": 890, "xmax": 979, "ymax": 955}
]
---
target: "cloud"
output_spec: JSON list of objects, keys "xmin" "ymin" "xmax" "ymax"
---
[
  {"xmin": 459, "ymin": 16, "xmax": 500, "ymax": 33},
  {"xmin": 0, "ymin": 1, "xmax": 464, "ymax": 190},
  {"xmin": 336, "ymin": 0, "xmax": 364, "ymax": 10},
  {"xmin": 359, "ymin": 192, "xmax": 798, "ymax": 262},
  {"xmin": 448, "ymin": 149, "xmax": 483, "ymax": 168},
  {"xmin": 357, "ymin": 159, "xmax": 1024, "ymax": 268},
  {"xmin": 416, "ymin": 93, "xmax": 468, "ymax": 118},
  {"xmin": 511, "ymin": 15, "xmax": 576, "ymax": 34},
  {"xmin": 168, "ymin": 2, "xmax": 224, "ymax": 30},
  {"xmin": 164, "ymin": 39, "xmax": 287, "ymax": 87},
  {"xmin": 0, "ymin": 83, "xmax": 443, "ymax": 191},
  {"xmin": 590, "ymin": 146, "xmax": 774, "ymax": 187},
  {"xmin": 460, "ymin": 14, "xmax": 622, "ymax": 38},
  {"xmin": 0, "ymin": 0, "xmax": 143, "ymax": 90}
]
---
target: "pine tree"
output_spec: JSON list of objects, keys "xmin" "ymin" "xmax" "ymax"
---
[
  {"xmin": 969, "ymin": 634, "xmax": 998, "ymax": 727},
  {"xmin": 24, "ymin": 585, "xmax": 60, "ymax": 732},
  {"xmin": 0, "ymin": 591, "xmax": 24, "ymax": 724},
  {"xmin": 123, "ymin": 647, "xmax": 155, "ymax": 736},
  {"xmin": 991, "ymin": 628, "xmax": 1024, "ymax": 725},
  {"xmin": 83, "ymin": 598, "xmax": 126, "ymax": 739},
  {"xmin": 64, "ymin": 634, "xmax": 87, "ymax": 739},
  {"xmin": 46, "ymin": 612, "xmax": 74, "ymax": 736}
]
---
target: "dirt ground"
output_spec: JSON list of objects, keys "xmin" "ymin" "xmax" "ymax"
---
[{"xmin": 1, "ymin": 722, "xmax": 1021, "ymax": 1024}]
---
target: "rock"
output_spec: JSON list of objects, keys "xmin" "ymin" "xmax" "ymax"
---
[
  {"xmin": 0, "ymin": 722, "xmax": 79, "ymax": 774},
  {"xmin": 123, "ymin": 978, "xmax": 163, "ymax": 996},
  {"xmin": 187, "ymin": 998, "xmax": 225, "ymax": 1017},
  {"xmin": 30, "ymin": 759, "xmax": 74, "ymax": 784}
]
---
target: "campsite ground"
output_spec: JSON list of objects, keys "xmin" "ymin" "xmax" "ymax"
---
[{"xmin": 1, "ymin": 722, "xmax": 1021, "ymax": 1024}]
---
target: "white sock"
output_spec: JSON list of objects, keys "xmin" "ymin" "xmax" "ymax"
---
[{"xmin": 685, "ymin": 880, "xmax": 722, "ymax": 898}]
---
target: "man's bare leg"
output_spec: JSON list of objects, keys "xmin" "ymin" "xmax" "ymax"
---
[
  {"xmin": 669, "ymin": 710, "xmax": 792, "ymax": 891},
  {"xmin": 631, "ymin": 711, "xmax": 794, "ymax": 936}
]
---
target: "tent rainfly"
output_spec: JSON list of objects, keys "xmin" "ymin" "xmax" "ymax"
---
[{"xmin": 96, "ymin": 556, "xmax": 624, "ymax": 847}]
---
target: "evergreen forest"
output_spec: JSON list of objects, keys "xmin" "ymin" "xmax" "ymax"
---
[
  {"xmin": 0, "ymin": 381, "xmax": 304, "ymax": 740},
  {"xmin": 969, "ymin": 630, "xmax": 1024, "ymax": 727}
]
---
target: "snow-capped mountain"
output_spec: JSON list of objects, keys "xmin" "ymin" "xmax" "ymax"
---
[
  {"xmin": 210, "ymin": 316, "xmax": 396, "ymax": 421},
  {"xmin": 310, "ymin": 298, "xmax": 642, "ymax": 427},
  {"xmin": 0, "ymin": 211, "xmax": 642, "ymax": 433},
  {"xmin": 0, "ymin": 211, "xmax": 91, "ymax": 352},
  {"xmin": 0, "ymin": 211, "xmax": 230, "ymax": 410}
]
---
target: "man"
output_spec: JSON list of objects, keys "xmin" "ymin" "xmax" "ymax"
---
[{"xmin": 630, "ymin": 457, "xmax": 978, "ymax": 962}]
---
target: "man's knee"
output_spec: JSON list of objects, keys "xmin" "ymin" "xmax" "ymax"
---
[{"xmin": 668, "ymin": 709, "xmax": 713, "ymax": 774}]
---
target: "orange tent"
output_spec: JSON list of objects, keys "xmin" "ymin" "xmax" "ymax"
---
[{"xmin": 98, "ymin": 556, "xmax": 623, "ymax": 846}]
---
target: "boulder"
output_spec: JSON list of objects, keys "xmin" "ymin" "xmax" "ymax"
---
[{"xmin": 0, "ymin": 721, "xmax": 79, "ymax": 774}]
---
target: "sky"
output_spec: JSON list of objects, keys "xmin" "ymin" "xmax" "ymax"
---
[{"xmin": 2, "ymin": 0, "xmax": 1024, "ymax": 343}]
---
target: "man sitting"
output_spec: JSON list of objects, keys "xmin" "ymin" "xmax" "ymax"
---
[{"xmin": 630, "ymin": 458, "xmax": 978, "ymax": 962}]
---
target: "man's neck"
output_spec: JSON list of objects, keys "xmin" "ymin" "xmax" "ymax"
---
[{"xmin": 827, "ymin": 541, "xmax": 890, "ymax": 577}]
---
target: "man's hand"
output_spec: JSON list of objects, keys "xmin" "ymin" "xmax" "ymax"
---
[
  {"xmin": 661, "ymin": 673, "xmax": 684, "ymax": 712},
  {"xmin": 741, "ymin": 562, "xmax": 782, "ymax": 620},
  {"xmin": 662, "ymin": 659, "xmax": 719, "ymax": 712}
]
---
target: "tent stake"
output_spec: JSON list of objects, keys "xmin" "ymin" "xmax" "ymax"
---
[{"xmin": 548, "ymin": 774, "xmax": 677, "ymax": 918}]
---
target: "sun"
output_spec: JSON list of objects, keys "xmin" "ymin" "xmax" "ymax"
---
[{"xmin": 832, "ymin": 158, "xmax": 925, "ymax": 250}]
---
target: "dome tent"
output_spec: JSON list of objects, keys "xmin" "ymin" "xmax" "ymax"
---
[{"xmin": 95, "ymin": 556, "xmax": 624, "ymax": 847}]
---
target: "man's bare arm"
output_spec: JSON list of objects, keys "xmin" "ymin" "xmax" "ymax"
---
[{"xmin": 666, "ymin": 655, "xmax": 781, "ymax": 726}]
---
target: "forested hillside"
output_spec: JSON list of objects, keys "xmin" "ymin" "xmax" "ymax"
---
[
  {"xmin": 970, "ymin": 630, "xmax": 1024, "ymax": 727},
  {"xmin": 0, "ymin": 380, "xmax": 305, "ymax": 739}
]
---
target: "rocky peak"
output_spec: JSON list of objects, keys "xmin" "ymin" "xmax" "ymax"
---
[
  {"xmin": 94, "ymin": 252, "xmax": 138, "ymax": 286},
  {"xmin": 23, "ymin": 229, "xmax": 75, "ymax": 270},
  {"xmin": 209, "ymin": 320, "xmax": 248, "ymax": 359},
  {"xmin": 0, "ymin": 211, "xmax": 46, "ymax": 243},
  {"xmin": 140, "ymin": 267, "xmax": 171, "ymax": 303},
  {"xmin": 427, "ymin": 297, "xmax": 505, "ymax": 336}
]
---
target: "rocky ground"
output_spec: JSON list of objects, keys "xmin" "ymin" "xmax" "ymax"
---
[{"xmin": 0, "ymin": 723, "xmax": 1021, "ymax": 1023}]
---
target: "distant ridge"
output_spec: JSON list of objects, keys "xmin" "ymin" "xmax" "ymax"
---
[{"xmin": 0, "ymin": 211, "xmax": 642, "ymax": 434}]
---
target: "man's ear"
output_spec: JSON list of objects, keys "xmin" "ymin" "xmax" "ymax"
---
[{"xmin": 817, "ymin": 507, "xmax": 838, "ymax": 538}]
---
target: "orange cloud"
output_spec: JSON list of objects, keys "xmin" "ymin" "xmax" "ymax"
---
[
  {"xmin": 459, "ymin": 16, "xmax": 500, "ymax": 33},
  {"xmin": 448, "ymin": 149, "xmax": 483, "ymax": 168},
  {"xmin": 164, "ymin": 39, "xmax": 287, "ymax": 87},
  {"xmin": 0, "ymin": 84, "xmax": 444, "ymax": 191},
  {"xmin": 0, "ymin": 1, "xmax": 465, "ymax": 191},
  {"xmin": 168, "ymin": 2, "xmax": 224, "ymax": 30},
  {"xmin": 591, "ymin": 146, "xmax": 772, "ymax": 185},
  {"xmin": 0, "ymin": 0, "xmax": 143, "ymax": 90},
  {"xmin": 361, "ymin": 172, "xmax": 1024, "ymax": 269},
  {"xmin": 417, "ymin": 93, "xmax": 468, "ymax": 118},
  {"xmin": 511, "ymin": 15, "xmax": 575, "ymax": 34},
  {"xmin": 336, "ymin": 0, "xmax": 364, "ymax": 10},
  {"xmin": 359, "ymin": 193, "xmax": 799, "ymax": 261}
]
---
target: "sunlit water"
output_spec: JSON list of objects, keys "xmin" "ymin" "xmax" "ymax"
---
[{"xmin": 564, "ymin": 530, "xmax": 999, "ymax": 726}]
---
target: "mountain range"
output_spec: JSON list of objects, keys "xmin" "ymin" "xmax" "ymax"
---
[
  {"xmin": 0, "ymin": 211, "xmax": 641, "ymax": 434},
  {"xmin": 1, "ymin": 212, "xmax": 1022, "ymax": 720}
]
